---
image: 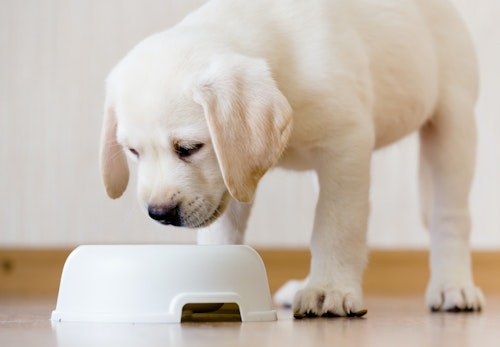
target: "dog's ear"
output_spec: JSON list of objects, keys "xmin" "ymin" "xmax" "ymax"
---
[
  {"xmin": 99, "ymin": 103, "xmax": 129, "ymax": 199},
  {"xmin": 193, "ymin": 55, "xmax": 293, "ymax": 203}
]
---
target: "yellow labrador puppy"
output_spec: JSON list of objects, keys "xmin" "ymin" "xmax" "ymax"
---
[{"xmin": 100, "ymin": 0, "xmax": 484, "ymax": 317}]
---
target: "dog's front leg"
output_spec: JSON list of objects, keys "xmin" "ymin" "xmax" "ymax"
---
[
  {"xmin": 293, "ymin": 135, "xmax": 372, "ymax": 317},
  {"xmin": 197, "ymin": 198, "xmax": 253, "ymax": 245}
]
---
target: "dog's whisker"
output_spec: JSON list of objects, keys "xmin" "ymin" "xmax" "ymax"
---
[{"xmin": 181, "ymin": 196, "xmax": 222, "ymax": 228}]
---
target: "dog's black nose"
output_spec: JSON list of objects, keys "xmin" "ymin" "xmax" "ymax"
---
[{"xmin": 148, "ymin": 205, "xmax": 182, "ymax": 226}]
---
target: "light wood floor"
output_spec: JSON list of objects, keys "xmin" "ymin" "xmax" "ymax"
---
[{"xmin": 2, "ymin": 294, "xmax": 500, "ymax": 347}]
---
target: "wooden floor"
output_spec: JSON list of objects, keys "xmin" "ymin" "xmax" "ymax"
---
[{"xmin": 2, "ymin": 294, "xmax": 500, "ymax": 347}]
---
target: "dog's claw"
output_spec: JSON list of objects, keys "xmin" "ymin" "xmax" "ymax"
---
[
  {"xmin": 293, "ymin": 311, "xmax": 306, "ymax": 319},
  {"xmin": 293, "ymin": 309, "xmax": 367, "ymax": 319},
  {"xmin": 430, "ymin": 306, "xmax": 480, "ymax": 314},
  {"xmin": 347, "ymin": 309, "xmax": 368, "ymax": 318},
  {"xmin": 293, "ymin": 311, "xmax": 317, "ymax": 319},
  {"xmin": 321, "ymin": 311, "xmax": 341, "ymax": 318}
]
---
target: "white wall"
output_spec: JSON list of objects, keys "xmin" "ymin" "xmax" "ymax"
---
[{"xmin": 1, "ymin": 0, "xmax": 499, "ymax": 249}]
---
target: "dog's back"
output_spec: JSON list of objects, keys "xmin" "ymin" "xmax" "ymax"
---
[{"xmin": 179, "ymin": 0, "xmax": 476, "ymax": 151}]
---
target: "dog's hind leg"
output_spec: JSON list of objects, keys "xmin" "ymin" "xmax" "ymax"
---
[
  {"xmin": 419, "ymin": 92, "xmax": 484, "ymax": 312},
  {"xmin": 418, "ymin": 140, "xmax": 432, "ymax": 231},
  {"xmin": 197, "ymin": 198, "xmax": 253, "ymax": 244}
]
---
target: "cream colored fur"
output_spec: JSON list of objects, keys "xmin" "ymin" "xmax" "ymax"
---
[{"xmin": 100, "ymin": 0, "xmax": 484, "ymax": 316}]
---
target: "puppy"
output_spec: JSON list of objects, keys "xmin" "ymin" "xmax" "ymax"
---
[{"xmin": 100, "ymin": 0, "xmax": 484, "ymax": 316}]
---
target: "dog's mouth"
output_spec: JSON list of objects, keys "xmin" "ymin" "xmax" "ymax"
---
[
  {"xmin": 191, "ymin": 204, "xmax": 222, "ymax": 228},
  {"xmin": 148, "ymin": 191, "xmax": 230, "ymax": 229},
  {"xmin": 189, "ymin": 192, "xmax": 230, "ymax": 228}
]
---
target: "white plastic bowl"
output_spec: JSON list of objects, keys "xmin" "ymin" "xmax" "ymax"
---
[{"xmin": 51, "ymin": 245, "xmax": 276, "ymax": 323}]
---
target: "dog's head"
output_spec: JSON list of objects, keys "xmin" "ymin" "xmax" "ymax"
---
[{"xmin": 99, "ymin": 32, "xmax": 292, "ymax": 228}]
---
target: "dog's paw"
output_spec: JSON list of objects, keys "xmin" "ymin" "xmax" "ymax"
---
[
  {"xmin": 292, "ymin": 284, "xmax": 367, "ymax": 318},
  {"xmin": 426, "ymin": 283, "xmax": 485, "ymax": 312},
  {"xmin": 273, "ymin": 278, "xmax": 308, "ymax": 308}
]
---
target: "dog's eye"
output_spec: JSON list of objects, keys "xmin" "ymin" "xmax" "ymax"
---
[
  {"xmin": 175, "ymin": 143, "xmax": 204, "ymax": 159},
  {"xmin": 128, "ymin": 148, "xmax": 139, "ymax": 158}
]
